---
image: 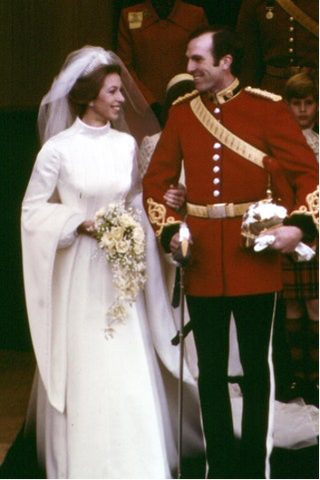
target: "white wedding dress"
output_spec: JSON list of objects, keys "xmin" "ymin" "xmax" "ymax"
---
[{"xmin": 21, "ymin": 118, "xmax": 204, "ymax": 479}]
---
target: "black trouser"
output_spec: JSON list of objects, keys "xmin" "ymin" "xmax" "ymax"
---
[{"xmin": 187, "ymin": 293, "xmax": 276, "ymax": 479}]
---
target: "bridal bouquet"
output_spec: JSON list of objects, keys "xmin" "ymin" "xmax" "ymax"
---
[{"xmin": 93, "ymin": 202, "xmax": 147, "ymax": 337}]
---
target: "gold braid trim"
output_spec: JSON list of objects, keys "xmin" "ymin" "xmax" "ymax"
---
[
  {"xmin": 307, "ymin": 186, "xmax": 319, "ymax": 229},
  {"xmin": 290, "ymin": 186, "xmax": 319, "ymax": 230},
  {"xmin": 172, "ymin": 90, "xmax": 199, "ymax": 106},
  {"xmin": 190, "ymin": 96, "xmax": 266, "ymax": 168},
  {"xmin": 244, "ymin": 86, "xmax": 282, "ymax": 102},
  {"xmin": 146, "ymin": 198, "xmax": 181, "ymax": 237}
]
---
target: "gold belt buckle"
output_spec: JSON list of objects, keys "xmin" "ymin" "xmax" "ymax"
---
[{"xmin": 207, "ymin": 203, "xmax": 227, "ymax": 219}]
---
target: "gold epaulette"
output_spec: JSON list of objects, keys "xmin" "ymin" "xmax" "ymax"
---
[
  {"xmin": 245, "ymin": 86, "xmax": 282, "ymax": 102},
  {"xmin": 172, "ymin": 89, "xmax": 199, "ymax": 106}
]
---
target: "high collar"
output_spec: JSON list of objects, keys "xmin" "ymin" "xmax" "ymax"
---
[
  {"xmin": 207, "ymin": 78, "xmax": 241, "ymax": 105},
  {"xmin": 75, "ymin": 117, "xmax": 111, "ymax": 135}
]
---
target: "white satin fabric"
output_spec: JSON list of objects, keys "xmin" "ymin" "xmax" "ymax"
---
[{"xmin": 21, "ymin": 118, "xmax": 204, "ymax": 479}]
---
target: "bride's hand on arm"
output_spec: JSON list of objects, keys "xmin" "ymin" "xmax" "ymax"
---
[{"xmin": 163, "ymin": 184, "xmax": 186, "ymax": 210}]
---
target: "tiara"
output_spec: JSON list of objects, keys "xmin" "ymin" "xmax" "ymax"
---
[{"xmin": 82, "ymin": 50, "xmax": 111, "ymax": 76}]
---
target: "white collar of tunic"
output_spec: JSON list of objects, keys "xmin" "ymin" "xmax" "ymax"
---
[{"xmin": 75, "ymin": 116, "xmax": 111, "ymax": 135}]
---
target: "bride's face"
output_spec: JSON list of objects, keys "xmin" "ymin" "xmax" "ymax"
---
[{"xmin": 88, "ymin": 73, "xmax": 125, "ymax": 125}]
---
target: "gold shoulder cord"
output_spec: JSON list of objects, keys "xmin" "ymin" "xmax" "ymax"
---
[
  {"xmin": 190, "ymin": 96, "xmax": 266, "ymax": 169},
  {"xmin": 172, "ymin": 90, "xmax": 199, "ymax": 106},
  {"xmin": 275, "ymin": 0, "xmax": 319, "ymax": 37}
]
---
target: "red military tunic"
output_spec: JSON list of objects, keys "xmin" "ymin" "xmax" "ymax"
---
[
  {"xmin": 143, "ymin": 82, "xmax": 319, "ymax": 297},
  {"xmin": 237, "ymin": 0, "xmax": 319, "ymax": 95},
  {"xmin": 117, "ymin": 0, "xmax": 208, "ymax": 105}
]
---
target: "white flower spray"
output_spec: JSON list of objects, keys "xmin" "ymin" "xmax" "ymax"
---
[{"xmin": 93, "ymin": 202, "xmax": 147, "ymax": 338}]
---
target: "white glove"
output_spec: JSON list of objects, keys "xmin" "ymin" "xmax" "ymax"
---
[
  {"xmin": 254, "ymin": 235, "xmax": 276, "ymax": 252},
  {"xmin": 254, "ymin": 235, "xmax": 316, "ymax": 262}
]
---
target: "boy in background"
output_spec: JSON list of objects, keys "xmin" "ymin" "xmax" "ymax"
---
[{"xmin": 282, "ymin": 71, "xmax": 319, "ymax": 406}]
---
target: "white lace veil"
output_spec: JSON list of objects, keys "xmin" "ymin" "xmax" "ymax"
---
[{"xmin": 37, "ymin": 46, "xmax": 160, "ymax": 145}]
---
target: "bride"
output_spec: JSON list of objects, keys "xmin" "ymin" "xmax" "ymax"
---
[{"xmin": 21, "ymin": 46, "xmax": 204, "ymax": 479}]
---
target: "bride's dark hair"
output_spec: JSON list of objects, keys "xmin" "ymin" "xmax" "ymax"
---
[{"xmin": 68, "ymin": 64, "xmax": 122, "ymax": 117}]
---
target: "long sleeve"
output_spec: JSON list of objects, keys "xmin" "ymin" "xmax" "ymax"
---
[
  {"xmin": 21, "ymin": 141, "xmax": 85, "ymax": 413},
  {"xmin": 22, "ymin": 141, "xmax": 85, "ymax": 247}
]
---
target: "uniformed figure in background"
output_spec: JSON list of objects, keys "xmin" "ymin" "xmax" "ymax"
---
[
  {"xmin": 117, "ymin": 0, "xmax": 208, "ymax": 124},
  {"xmin": 143, "ymin": 25, "xmax": 319, "ymax": 479},
  {"xmin": 237, "ymin": 0, "xmax": 319, "ymax": 95}
]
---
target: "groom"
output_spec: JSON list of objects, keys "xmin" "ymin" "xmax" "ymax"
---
[{"xmin": 143, "ymin": 25, "xmax": 319, "ymax": 479}]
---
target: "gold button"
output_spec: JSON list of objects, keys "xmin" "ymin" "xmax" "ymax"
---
[
  {"xmin": 212, "ymin": 154, "xmax": 220, "ymax": 161},
  {"xmin": 289, "ymin": 37, "xmax": 294, "ymax": 43}
]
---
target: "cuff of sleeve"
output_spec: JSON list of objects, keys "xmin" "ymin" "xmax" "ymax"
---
[
  {"xmin": 283, "ymin": 213, "xmax": 318, "ymax": 242},
  {"xmin": 58, "ymin": 213, "xmax": 85, "ymax": 249},
  {"xmin": 160, "ymin": 223, "xmax": 181, "ymax": 253}
]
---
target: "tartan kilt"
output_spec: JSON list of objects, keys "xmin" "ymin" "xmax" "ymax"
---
[{"xmin": 281, "ymin": 246, "xmax": 319, "ymax": 299}]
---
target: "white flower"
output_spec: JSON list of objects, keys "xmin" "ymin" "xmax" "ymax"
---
[
  {"xmin": 133, "ymin": 242, "xmax": 145, "ymax": 255},
  {"xmin": 115, "ymin": 239, "xmax": 130, "ymax": 254},
  {"xmin": 93, "ymin": 201, "xmax": 147, "ymax": 336},
  {"xmin": 95, "ymin": 206, "xmax": 106, "ymax": 219},
  {"xmin": 109, "ymin": 302, "xmax": 127, "ymax": 321},
  {"xmin": 112, "ymin": 226, "xmax": 124, "ymax": 241},
  {"xmin": 119, "ymin": 213, "xmax": 136, "ymax": 227},
  {"xmin": 135, "ymin": 261, "xmax": 146, "ymax": 274},
  {"xmin": 100, "ymin": 231, "xmax": 115, "ymax": 249},
  {"xmin": 132, "ymin": 225, "xmax": 145, "ymax": 242}
]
